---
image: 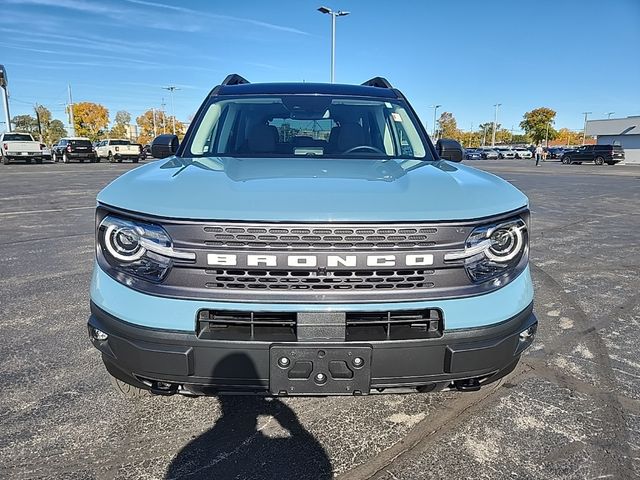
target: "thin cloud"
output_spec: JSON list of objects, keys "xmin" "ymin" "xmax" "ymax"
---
[{"xmin": 124, "ymin": 0, "xmax": 309, "ymax": 35}]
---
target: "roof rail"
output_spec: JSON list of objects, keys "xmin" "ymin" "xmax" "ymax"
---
[
  {"xmin": 221, "ymin": 74, "xmax": 250, "ymax": 86},
  {"xmin": 361, "ymin": 77, "xmax": 393, "ymax": 89}
]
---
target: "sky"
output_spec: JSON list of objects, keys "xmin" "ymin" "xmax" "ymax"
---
[{"xmin": 1, "ymin": 0, "xmax": 639, "ymax": 134}]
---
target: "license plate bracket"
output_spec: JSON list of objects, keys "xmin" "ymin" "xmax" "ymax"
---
[{"xmin": 270, "ymin": 344, "xmax": 371, "ymax": 396}]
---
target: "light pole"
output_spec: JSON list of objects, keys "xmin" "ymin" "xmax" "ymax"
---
[
  {"xmin": 491, "ymin": 103, "xmax": 501, "ymax": 147},
  {"xmin": 162, "ymin": 86, "xmax": 180, "ymax": 135},
  {"xmin": 582, "ymin": 111, "xmax": 592, "ymax": 145},
  {"xmin": 606, "ymin": 111, "xmax": 615, "ymax": 119},
  {"xmin": 0, "ymin": 65, "xmax": 12, "ymax": 132},
  {"xmin": 429, "ymin": 104, "xmax": 441, "ymax": 139},
  {"xmin": 318, "ymin": 6, "xmax": 350, "ymax": 83}
]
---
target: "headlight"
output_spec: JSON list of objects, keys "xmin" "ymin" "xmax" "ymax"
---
[
  {"xmin": 445, "ymin": 215, "xmax": 528, "ymax": 284},
  {"xmin": 97, "ymin": 215, "xmax": 194, "ymax": 282}
]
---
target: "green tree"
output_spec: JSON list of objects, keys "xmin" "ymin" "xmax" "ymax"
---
[
  {"xmin": 11, "ymin": 114, "xmax": 39, "ymax": 134},
  {"xmin": 73, "ymin": 102, "xmax": 109, "ymax": 141},
  {"xmin": 110, "ymin": 110, "xmax": 131, "ymax": 139},
  {"xmin": 520, "ymin": 107, "xmax": 558, "ymax": 144},
  {"xmin": 46, "ymin": 119, "xmax": 67, "ymax": 145}
]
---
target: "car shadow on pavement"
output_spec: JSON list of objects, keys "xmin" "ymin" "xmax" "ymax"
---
[{"xmin": 164, "ymin": 353, "xmax": 333, "ymax": 480}]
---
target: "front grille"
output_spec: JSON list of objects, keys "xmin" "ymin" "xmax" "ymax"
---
[
  {"xmin": 346, "ymin": 309, "xmax": 443, "ymax": 341},
  {"xmin": 204, "ymin": 268, "xmax": 436, "ymax": 291},
  {"xmin": 200, "ymin": 223, "xmax": 440, "ymax": 250},
  {"xmin": 197, "ymin": 310, "xmax": 297, "ymax": 341}
]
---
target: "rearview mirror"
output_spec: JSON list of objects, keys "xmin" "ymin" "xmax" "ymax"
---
[
  {"xmin": 436, "ymin": 139, "xmax": 464, "ymax": 162},
  {"xmin": 151, "ymin": 134, "xmax": 179, "ymax": 159}
]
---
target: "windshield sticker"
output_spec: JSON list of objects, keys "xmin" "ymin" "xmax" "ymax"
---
[{"xmin": 391, "ymin": 112, "xmax": 402, "ymax": 122}]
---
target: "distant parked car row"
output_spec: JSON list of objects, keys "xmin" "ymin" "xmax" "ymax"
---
[{"xmin": 464, "ymin": 146, "xmax": 531, "ymax": 160}]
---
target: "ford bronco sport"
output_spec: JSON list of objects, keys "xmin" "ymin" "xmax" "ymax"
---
[{"xmin": 88, "ymin": 75, "xmax": 536, "ymax": 397}]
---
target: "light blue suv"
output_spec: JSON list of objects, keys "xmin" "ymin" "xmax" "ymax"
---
[{"xmin": 88, "ymin": 75, "xmax": 536, "ymax": 397}]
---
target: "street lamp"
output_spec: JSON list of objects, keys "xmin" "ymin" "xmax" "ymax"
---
[
  {"xmin": 0, "ymin": 65, "xmax": 11, "ymax": 132},
  {"xmin": 162, "ymin": 86, "xmax": 180, "ymax": 135},
  {"xmin": 318, "ymin": 6, "xmax": 350, "ymax": 83},
  {"xmin": 491, "ymin": 103, "xmax": 501, "ymax": 147},
  {"xmin": 429, "ymin": 104, "xmax": 441, "ymax": 139},
  {"xmin": 582, "ymin": 111, "xmax": 592, "ymax": 145},
  {"xmin": 605, "ymin": 112, "xmax": 615, "ymax": 119}
]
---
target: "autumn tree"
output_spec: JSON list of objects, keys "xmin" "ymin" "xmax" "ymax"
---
[
  {"xmin": 520, "ymin": 107, "xmax": 557, "ymax": 144},
  {"xmin": 437, "ymin": 112, "xmax": 459, "ymax": 140},
  {"xmin": 110, "ymin": 110, "xmax": 131, "ymax": 139},
  {"xmin": 556, "ymin": 128, "xmax": 583, "ymax": 146},
  {"xmin": 45, "ymin": 119, "xmax": 68, "ymax": 145},
  {"xmin": 136, "ymin": 109, "xmax": 185, "ymax": 145},
  {"xmin": 73, "ymin": 102, "xmax": 109, "ymax": 141}
]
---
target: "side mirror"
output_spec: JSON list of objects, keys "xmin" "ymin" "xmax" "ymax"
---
[
  {"xmin": 151, "ymin": 134, "xmax": 179, "ymax": 159},
  {"xmin": 436, "ymin": 139, "xmax": 464, "ymax": 162}
]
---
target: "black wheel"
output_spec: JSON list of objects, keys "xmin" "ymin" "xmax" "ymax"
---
[
  {"xmin": 109, "ymin": 375, "xmax": 149, "ymax": 400},
  {"xmin": 108, "ymin": 152, "xmax": 114, "ymax": 163},
  {"xmin": 2, "ymin": 156, "xmax": 9, "ymax": 165},
  {"xmin": 94, "ymin": 157, "xmax": 100, "ymax": 163},
  {"xmin": 606, "ymin": 161, "xmax": 615, "ymax": 165},
  {"xmin": 594, "ymin": 156, "xmax": 604, "ymax": 165},
  {"xmin": 117, "ymin": 157, "xmax": 122, "ymax": 163},
  {"xmin": 561, "ymin": 156, "xmax": 571, "ymax": 165},
  {"xmin": 26, "ymin": 158, "xmax": 32, "ymax": 164},
  {"xmin": 79, "ymin": 158, "xmax": 84, "ymax": 163},
  {"xmin": 133, "ymin": 157, "xmax": 139, "ymax": 163},
  {"xmin": 62, "ymin": 153, "xmax": 70, "ymax": 163},
  {"xmin": 35, "ymin": 158, "xmax": 43, "ymax": 164}
]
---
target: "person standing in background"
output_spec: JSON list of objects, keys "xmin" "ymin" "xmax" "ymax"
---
[{"xmin": 535, "ymin": 144, "xmax": 543, "ymax": 166}]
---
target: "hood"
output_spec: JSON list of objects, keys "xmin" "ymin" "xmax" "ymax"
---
[{"xmin": 97, "ymin": 156, "xmax": 528, "ymax": 222}]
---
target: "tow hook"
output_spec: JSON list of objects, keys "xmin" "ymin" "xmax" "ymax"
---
[
  {"xmin": 454, "ymin": 378, "xmax": 481, "ymax": 392},
  {"xmin": 150, "ymin": 381, "xmax": 178, "ymax": 396}
]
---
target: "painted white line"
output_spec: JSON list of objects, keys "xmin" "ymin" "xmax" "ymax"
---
[{"xmin": 0, "ymin": 205, "xmax": 94, "ymax": 217}]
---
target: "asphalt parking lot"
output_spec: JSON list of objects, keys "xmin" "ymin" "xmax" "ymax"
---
[{"xmin": 1, "ymin": 158, "xmax": 639, "ymax": 479}]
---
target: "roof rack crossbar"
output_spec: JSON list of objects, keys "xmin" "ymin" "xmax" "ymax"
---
[
  {"xmin": 221, "ymin": 74, "xmax": 250, "ymax": 86},
  {"xmin": 361, "ymin": 77, "xmax": 393, "ymax": 89}
]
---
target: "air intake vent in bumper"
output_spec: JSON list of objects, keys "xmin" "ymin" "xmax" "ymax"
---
[
  {"xmin": 346, "ymin": 309, "xmax": 443, "ymax": 341},
  {"xmin": 198, "ymin": 310, "xmax": 297, "ymax": 342}
]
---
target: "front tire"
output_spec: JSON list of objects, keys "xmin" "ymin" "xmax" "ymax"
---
[
  {"xmin": 2, "ymin": 155, "xmax": 9, "ymax": 165},
  {"xmin": 62, "ymin": 153, "xmax": 70, "ymax": 163},
  {"xmin": 562, "ymin": 156, "xmax": 571, "ymax": 165},
  {"xmin": 594, "ymin": 156, "xmax": 604, "ymax": 165},
  {"xmin": 108, "ymin": 152, "xmax": 114, "ymax": 163}
]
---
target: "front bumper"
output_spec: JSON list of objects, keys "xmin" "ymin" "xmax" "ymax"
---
[{"xmin": 88, "ymin": 301, "xmax": 537, "ymax": 396}]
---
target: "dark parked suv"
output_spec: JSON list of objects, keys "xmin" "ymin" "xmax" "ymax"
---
[
  {"xmin": 561, "ymin": 144, "xmax": 624, "ymax": 165},
  {"xmin": 52, "ymin": 137, "xmax": 98, "ymax": 163}
]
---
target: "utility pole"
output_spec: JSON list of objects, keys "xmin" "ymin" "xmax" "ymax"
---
[
  {"xmin": 317, "ymin": 7, "xmax": 350, "ymax": 83},
  {"xmin": 429, "ymin": 104, "xmax": 441, "ymax": 139},
  {"xmin": 0, "ymin": 64, "xmax": 12, "ymax": 132},
  {"xmin": 67, "ymin": 84, "xmax": 75, "ymax": 137},
  {"xmin": 606, "ymin": 112, "xmax": 614, "ymax": 119},
  {"xmin": 160, "ymin": 98, "xmax": 166, "ymax": 134},
  {"xmin": 34, "ymin": 104, "xmax": 43, "ymax": 142},
  {"xmin": 482, "ymin": 125, "xmax": 487, "ymax": 147},
  {"xmin": 491, "ymin": 103, "xmax": 501, "ymax": 147},
  {"xmin": 151, "ymin": 108, "xmax": 157, "ymax": 137},
  {"xmin": 582, "ymin": 111, "xmax": 592, "ymax": 145},
  {"xmin": 162, "ymin": 86, "xmax": 180, "ymax": 135}
]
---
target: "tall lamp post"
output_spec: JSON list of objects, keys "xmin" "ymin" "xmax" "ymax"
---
[
  {"xmin": 605, "ymin": 111, "xmax": 615, "ymax": 119},
  {"xmin": 491, "ymin": 103, "xmax": 501, "ymax": 147},
  {"xmin": 429, "ymin": 104, "xmax": 441, "ymax": 139},
  {"xmin": 318, "ymin": 6, "xmax": 350, "ymax": 83},
  {"xmin": 162, "ymin": 86, "xmax": 180, "ymax": 135},
  {"xmin": 0, "ymin": 65, "xmax": 12, "ymax": 132},
  {"xmin": 582, "ymin": 111, "xmax": 592, "ymax": 145}
]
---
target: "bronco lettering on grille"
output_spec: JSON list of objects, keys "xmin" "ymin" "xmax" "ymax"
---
[{"xmin": 206, "ymin": 253, "xmax": 434, "ymax": 268}]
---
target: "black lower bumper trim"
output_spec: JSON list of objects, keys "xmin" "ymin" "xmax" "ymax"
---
[{"xmin": 89, "ymin": 302, "xmax": 536, "ymax": 396}]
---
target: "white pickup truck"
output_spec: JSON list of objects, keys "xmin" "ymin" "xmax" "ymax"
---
[
  {"xmin": 95, "ymin": 139, "xmax": 141, "ymax": 163},
  {"xmin": 0, "ymin": 132, "xmax": 45, "ymax": 165}
]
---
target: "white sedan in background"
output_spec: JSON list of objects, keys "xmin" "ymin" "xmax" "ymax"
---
[
  {"xmin": 514, "ymin": 148, "xmax": 532, "ymax": 159},
  {"xmin": 495, "ymin": 146, "xmax": 517, "ymax": 159}
]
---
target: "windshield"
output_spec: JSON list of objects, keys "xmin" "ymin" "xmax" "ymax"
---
[
  {"xmin": 3, "ymin": 133, "xmax": 33, "ymax": 141},
  {"xmin": 186, "ymin": 95, "xmax": 432, "ymax": 160},
  {"xmin": 70, "ymin": 140, "xmax": 92, "ymax": 146},
  {"xmin": 110, "ymin": 140, "xmax": 131, "ymax": 145}
]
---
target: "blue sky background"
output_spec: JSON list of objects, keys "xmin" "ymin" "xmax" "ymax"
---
[{"xmin": 1, "ymin": 0, "xmax": 639, "ymax": 133}]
